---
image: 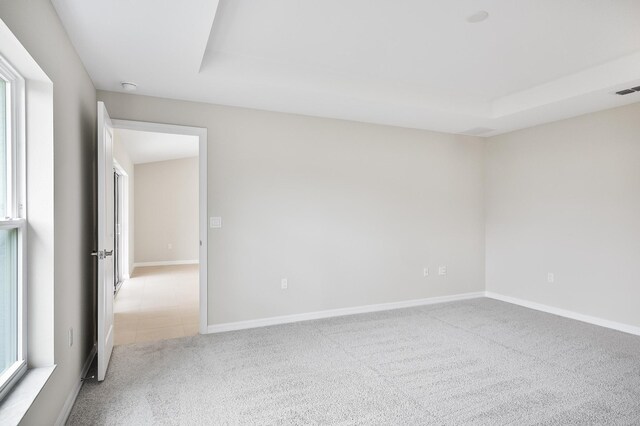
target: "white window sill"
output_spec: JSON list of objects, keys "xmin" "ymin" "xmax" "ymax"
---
[{"xmin": 0, "ymin": 366, "xmax": 56, "ymax": 426}]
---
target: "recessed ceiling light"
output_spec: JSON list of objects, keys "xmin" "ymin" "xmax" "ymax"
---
[
  {"xmin": 121, "ymin": 81, "xmax": 137, "ymax": 91},
  {"xmin": 467, "ymin": 10, "xmax": 489, "ymax": 23}
]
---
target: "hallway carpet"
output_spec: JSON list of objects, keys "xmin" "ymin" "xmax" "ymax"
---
[{"xmin": 68, "ymin": 298, "xmax": 640, "ymax": 425}]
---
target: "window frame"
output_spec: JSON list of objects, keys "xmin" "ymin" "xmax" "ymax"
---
[{"xmin": 0, "ymin": 54, "xmax": 27, "ymax": 402}]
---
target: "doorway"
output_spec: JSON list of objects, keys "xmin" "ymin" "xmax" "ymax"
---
[{"xmin": 110, "ymin": 120, "xmax": 208, "ymax": 346}]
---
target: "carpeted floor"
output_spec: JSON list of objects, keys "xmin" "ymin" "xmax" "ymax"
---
[{"xmin": 68, "ymin": 298, "xmax": 640, "ymax": 425}]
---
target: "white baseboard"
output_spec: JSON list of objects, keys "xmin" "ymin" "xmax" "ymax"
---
[
  {"xmin": 133, "ymin": 259, "xmax": 198, "ymax": 268},
  {"xmin": 55, "ymin": 344, "xmax": 96, "ymax": 426},
  {"xmin": 207, "ymin": 292, "xmax": 485, "ymax": 334},
  {"xmin": 485, "ymin": 291, "xmax": 640, "ymax": 336}
]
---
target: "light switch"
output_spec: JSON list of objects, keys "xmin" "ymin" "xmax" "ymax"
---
[{"xmin": 210, "ymin": 217, "xmax": 222, "ymax": 229}]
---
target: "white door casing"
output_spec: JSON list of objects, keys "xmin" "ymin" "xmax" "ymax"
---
[
  {"xmin": 110, "ymin": 119, "xmax": 208, "ymax": 334},
  {"xmin": 96, "ymin": 101, "xmax": 115, "ymax": 381}
]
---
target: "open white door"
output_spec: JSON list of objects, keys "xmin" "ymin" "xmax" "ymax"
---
[{"xmin": 95, "ymin": 101, "xmax": 115, "ymax": 381}]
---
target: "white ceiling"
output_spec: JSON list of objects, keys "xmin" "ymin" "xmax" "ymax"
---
[
  {"xmin": 53, "ymin": 0, "xmax": 640, "ymax": 136},
  {"xmin": 114, "ymin": 129, "xmax": 198, "ymax": 165}
]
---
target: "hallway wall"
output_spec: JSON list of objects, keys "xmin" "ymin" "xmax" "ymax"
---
[{"xmin": 134, "ymin": 157, "xmax": 199, "ymax": 265}]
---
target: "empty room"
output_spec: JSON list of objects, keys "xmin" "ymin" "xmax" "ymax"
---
[{"xmin": 0, "ymin": 1, "xmax": 639, "ymax": 425}]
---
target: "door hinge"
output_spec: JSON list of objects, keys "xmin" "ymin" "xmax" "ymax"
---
[{"xmin": 91, "ymin": 250, "xmax": 105, "ymax": 260}]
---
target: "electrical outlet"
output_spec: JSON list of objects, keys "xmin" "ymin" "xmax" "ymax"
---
[
  {"xmin": 438, "ymin": 266, "xmax": 447, "ymax": 276},
  {"xmin": 210, "ymin": 217, "xmax": 222, "ymax": 228},
  {"xmin": 68, "ymin": 327, "xmax": 74, "ymax": 347},
  {"xmin": 423, "ymin": 267, "xmax": 429, "ymax": 277},
  {"xmin": 167, "ymin": 243, "xmax": 173, "ymax": 250},
  {"xmin": 281, "ymin": 278, "xmax": 288, "ymax": 290},
  {"xmin": 547, "ymin": 272, "xmax": 555, "ymax": 283}
]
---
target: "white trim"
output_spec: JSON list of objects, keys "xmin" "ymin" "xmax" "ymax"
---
[
  {"xmin": 0, "ymin": 366, "xmax": 55, "ymax": 426},
  {"xmin": 133, "ymin": 259, "xmax": 199, "ymax": 268},
  {"xmin": 111, "ymin": 119, "xmax": 208, "ymax": 335},
  {"xmin": 0, "ymin": 52, "xmax": 28, "ymax": 402},
  {"xmin": 198, "ymin": 129, "xmax": 208, "ymax": 334},
  {"xmin": 207, "ymin": 292, "xmax": 485, "ymax": 334},
  {"xmin": 0, "ymin": 361, "xmax": 26, "ymax": 403},
  {"xmin": 112, "ymin": 160, "xmax": 129, "ymax": 287},
  {"xmin": 0, "ymin": 217, "xmax": 25, "ymax": 229},
  {"xmin": 54, "ymin": 344, "xmax": 96, "ymax": 426},
  {"xmin": 485, "ymin": 292, "xmax": 640, "ymax": 336},
  {"xmin": 0, "ymin": 53, "xmax": 26, "ymax": 220}
]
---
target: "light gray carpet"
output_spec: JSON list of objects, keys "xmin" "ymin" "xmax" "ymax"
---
[{"xmin": 68, "ymin": 298, "xmax": 640, "ymax": 425}]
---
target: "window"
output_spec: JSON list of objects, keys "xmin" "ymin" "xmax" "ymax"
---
[{"xmin": 0, "ymin": 55, "xmax": 26, "ymax": 401}]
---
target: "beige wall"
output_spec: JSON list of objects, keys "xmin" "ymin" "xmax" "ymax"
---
[
  {"xmin": 97, "ymin": 90, "xmax": 486, "ymax": 325},
  {"xmin": 0, "ymin": 1, "xmax": 97, "ymax": 424},
  {"xmin": 485, "ymin": 102, "xmax": 640, "ymax": 327},
  {"xmin": 134, "ymin": 157, "xmax": 199, "ymax": 264},
  {"xmin": 113, "ymin": 135, "xmax": 135, "ymax": 276}
]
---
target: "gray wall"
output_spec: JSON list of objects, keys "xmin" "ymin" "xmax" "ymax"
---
[
  {"xmin": 486, "ymin": 102, "xmax": 640, "ymax": 327},
  {"xmin": 0, "ymin": 0, "xmax": 97, "ymax": 424},
  {"xmin": 134, "ymin": 157, "xmax": 199, "ymax": 264},
  {"xmin": 97, "ymin": 90, "xmax": 486, "ymax": 325}
]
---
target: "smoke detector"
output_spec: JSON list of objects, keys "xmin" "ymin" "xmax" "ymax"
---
[{"xmin": 121, "ymin": 82, "xmax": 137, "ymax": 92}]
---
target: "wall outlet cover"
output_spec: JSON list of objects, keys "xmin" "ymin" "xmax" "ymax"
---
[{"xmin": 210, "ymin": 217, "xmax": 222, "ymax": 228}]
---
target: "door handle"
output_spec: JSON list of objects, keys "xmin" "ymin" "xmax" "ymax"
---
[{"xmin": 104, "ymin": 250, "xmax": 113, "ymax": 257}]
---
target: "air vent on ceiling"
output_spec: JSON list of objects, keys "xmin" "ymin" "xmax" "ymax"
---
[
  {"xmin": 460, "ymin": 127, "xmax": 495, "ymax": 136},
  {"xmin": 615, "ymin": 85, "xmax": 640, "ymax": 95}
]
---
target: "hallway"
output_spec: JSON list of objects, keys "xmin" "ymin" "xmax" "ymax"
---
[{"xmin": 113, "ymin": 264, "xmax": 199, "ymax": 345}]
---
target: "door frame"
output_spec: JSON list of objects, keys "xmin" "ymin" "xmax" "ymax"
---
[
  {"xmin": 112, "ymin": 160, "xmax": 129, "ymax": 286},
  {"xmin": 111, "ymin": 119, "xmax": 209, "ymax": 334}
]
